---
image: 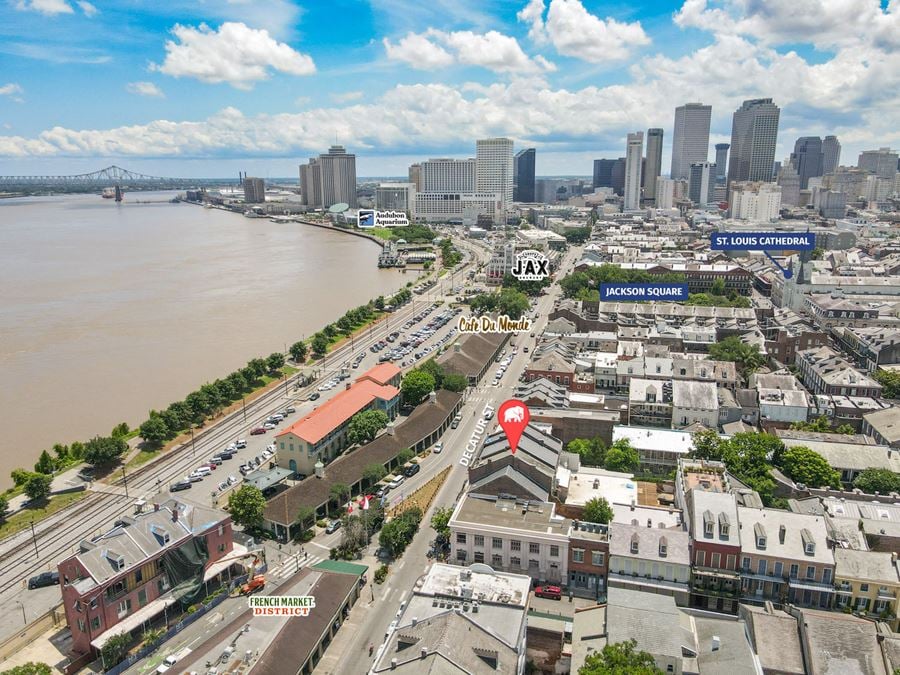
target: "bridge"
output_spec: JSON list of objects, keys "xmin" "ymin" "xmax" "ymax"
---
[{"xmin": 0, "ymin": 165, "xmax": 235, "ymax": 192}]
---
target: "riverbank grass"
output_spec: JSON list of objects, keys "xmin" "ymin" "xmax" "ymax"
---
[
  {"xmin": 260, "ymin": 365, "xmax": 299, "ymax": 386},
  {"xmin": 0, "ymin": 491, "xmax": 87, "ymax": 538}
]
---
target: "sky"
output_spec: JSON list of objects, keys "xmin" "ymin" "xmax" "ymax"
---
[{"xmin": 0, "ymin": 0, "xmax": 898, "ymax": 178}]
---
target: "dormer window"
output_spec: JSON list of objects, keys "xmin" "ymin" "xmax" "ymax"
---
[
  {"xmin": 659, "ymin": 536, "xmax": 668, "ymax": 558},
  {"xmin": 754, "ymin": 523, "xmax": 767, "ymax": 550},
  {"xmin": 801, "ymin": 528, "xmax": 815, "ymax": 556},
  {"xmin": 630, "ymin": 534, "xmax": 640, "ymax": 554},
  {"xmin": 703, "ymin": 510, "xmax": 714, "ymax": 538},
  {"xmin": 718, "ymin": 512, "xmax": 730, "ymax": 538}
]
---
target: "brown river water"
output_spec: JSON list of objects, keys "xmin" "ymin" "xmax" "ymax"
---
[{"xmin": 0, "ymin": 192, "xmax": 407, "ymax": 489}]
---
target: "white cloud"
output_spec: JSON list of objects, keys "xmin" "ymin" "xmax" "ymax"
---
[
  {"xmin": 0, "ymin": 83, "xmax": 24, "ymax": 97},
  {"xmin": 14, "ymin": 0, "xmax": 73, "ymax": 15},
  {"xmin": 517, "ymin": 0, "xmax": 546, "ymax": 43},
  {"xmin": 384, "ymin": 28, "xmax": 553, "ymax": 74},
  {"xmin": 76, "ymin": 0, "xmax": 97, "ymax": 16},
  {"xmin": 150, "ymin": 22, "xmax": 316, "ymax": 90},
  {"xmin": 674, "ymin": 0, "xmax": 900, "ymax": 51},
  {"xmin": 541, "ymin": 0, "xmax": 650, "ymax": 63},
  {"xmin": 331, "ymin": 91, "xmax": 364, "ymax": 103},
  {"xmin": 126, "ymin": 82, "xmax": 165, "ymax": 98}
]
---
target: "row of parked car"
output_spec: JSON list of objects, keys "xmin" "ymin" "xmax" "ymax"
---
[{"xmin": 249, "ymin": 406, "xmax": 296, "ymax": 434}]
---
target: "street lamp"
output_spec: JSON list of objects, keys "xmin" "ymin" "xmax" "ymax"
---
[
  {"xmin": 241, "ymin": 397, "xmax": 247, "ymax": 422},
  {"xmin": 190, "ymin": 426, "xmax": 196, "ymax": 456},
  {"xmin": 122, "ymin": 467, "xmax": 129, "ymax": 498}
]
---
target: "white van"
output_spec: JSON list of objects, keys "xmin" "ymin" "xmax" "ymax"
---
[{"xmin": 192, "ymin": 466, "xmax": 212, "ymax": 478}]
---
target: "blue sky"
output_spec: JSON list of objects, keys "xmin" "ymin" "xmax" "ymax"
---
[{"xmin": 0, "ymin": 0, "xmax": 898, "ymax": 177}]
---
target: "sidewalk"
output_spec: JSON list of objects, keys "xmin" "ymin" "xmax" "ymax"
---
[{"xmin": 4, "ymin": 465, "xmax": 88, "ymax": 514}]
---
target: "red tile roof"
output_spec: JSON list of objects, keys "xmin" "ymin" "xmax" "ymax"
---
[
  {"xmin": 357, "ymin": 362, "xmax": 401, "ymax": 386},
  {"xmin": 276, "ymin": 378, "xmax": 399, "ymax": 445}
]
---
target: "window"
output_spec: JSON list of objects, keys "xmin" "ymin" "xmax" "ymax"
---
[
  {"xmin": 134, "ymin": 568, "xmax": 143, "ymax": 584},
  {"xmin": 591, "ymin": 551, "xmax": 605, "ymax": 567},
  {"xmin": 89, "ymin": 597, "xmax": 98, "ymax": 609},
  {"xmin": 456, "ymin": 533, "xmax": 467, "ymax": 544},
  {"xmin": 529, "ymin": 542, "xmax": 540, "ymax": 554},
  {"xmin": 529, "ymin": 559, "xmax": 539, "ymax": 569},
  {"xmin": 705, "ymin": 522, "xmax": 714, "ymax": 537},
  {"xmin": 630, "ymin": 537, "xmax": 639, "ymax": 554},
  {"xmin": 822, "ymin": 569, "xmax": 832, "ymax": 584},
  {"xmin": 756, "ymin": 535, "xmax": 767, "ymax": 549},
  {"xmin": 218, "ymin": 543, "xmax": 226, "ymax": 553},
  {"xmin": 474, "ymin": 551, "xmax": 484, "ymax": 563},
  {"xmin": 492, "ymin": 538, "xmax": 503, "ymax": 549},
  {"xmin": 550, "ymin": 545, "xmax": 559, "ymax": 558},
  {"xmin": 695, "ymin": 550, "xmax": 706, "ymax": 567},
  {"xmin": 659, "ymin": 537, "xmax": 668, "ymax": 558},
  {"xmin": 106, "ymin": 580, "xmax": 126, "ymax": 600},
  {"xmin": 510, "ymin": 540, "xmax": 521, "ymax": 552},
  {"xmin": 456, "ymin": 549, "xmax": 467, "ymax": 561},
  {"xmin": 710, "ymin": 552, "xmax": 720, "ymax": 568},
  {"xmin": 860, "ymin": 583, "xmax": 869, "ymax": 592},
  {"xmin": 806, "ymin": 566, "xmax": 816, "ymax": 580},
  {"xmin": 511, "ymin": 556, "xmax": 521, "ymax": 568},
  {"xmin": 492, "ymin": 555, "xmax": 503, "ymax": 567},
  {"xmin": 138, "ymin": 589, "xmax": 147, "ymax": 607},
  {"xmin": 573, "ymin": 549, "xmax": 585, "ymax": 563},
  {"xmin": 757, "ymin": 559, "xmax": 767, "ymax": 576},
  {"xmin": 774, "ymin": 562, "xmax": 783, "ymax": 577},
  {"xmin": 474, "ymin": 535, "xmax": 484, "ymax": 547},
  {"xmin": 742, "ymin": 557, "xmax": 751, "ymax": 572},
  {"xmin": 91, "ymin": 616, "xmax": 101, "ymax": 630},
  {"xmin": 726, "ymin": 555, "xmax": 736, "ymax": 570},
  {"xmin": 789, "ymin": 564, "xmax": 799, "ymax": 579},
  {"xmin": 77, "ymin": 619, "xmax": 86, "ymax": 633},
  {"xmin": 117, "ymin": 599, "xmax": 131, "ymax": 619}
]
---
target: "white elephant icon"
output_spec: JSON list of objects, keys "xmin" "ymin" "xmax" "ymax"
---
[{"xmin": 503, "ymin": 406, "xmax": 525, "ymax": 424}]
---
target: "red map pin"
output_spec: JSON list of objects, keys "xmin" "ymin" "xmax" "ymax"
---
[{"xmin": 498, "ymin": 399, "xmax": 530, "ymax": 455}]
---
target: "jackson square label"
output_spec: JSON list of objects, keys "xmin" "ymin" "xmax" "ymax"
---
[
  {"xmin": 249, "ymin": 595, "xmax": 316, "ymax": 616},
  {"xmin": 599, "ymin": 283, "xmax": 689, "ymax": 301},
  {"xmin": 457, "ymin": 315, "xmax": 532, "ymax": 333}
]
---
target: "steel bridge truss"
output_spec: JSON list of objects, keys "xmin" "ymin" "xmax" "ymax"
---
[{"xmin": 0, "ymin": 165, "xmax": 229, "ymax": 188}]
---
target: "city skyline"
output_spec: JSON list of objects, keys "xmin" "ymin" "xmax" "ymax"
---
[{"xmin": 0, "ymin": 0, "xmax": 898, "ymax": 177}]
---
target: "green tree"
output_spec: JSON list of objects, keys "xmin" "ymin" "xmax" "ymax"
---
[
  {"xmin": 214, "ymin": 377, "xmax": 237, "ymax": 403},
  {"xmin": 502, "ymin": 273, "xmax": 551, "ymax": 297},
  {"xmin": 185, "ymin": 389, "xmax": 212, "ymax": 422},
  {"xmin": 52, "ymin": 443, "xmax": 70, "ymax": 463},
  {"xmin": 419, "ymin": 359, "xmax": 445, "ymax": 389},
  {"xmin": 246, "ymin": 358, "xmax": 268, "ymax": 378},
  {"xmin": 496, "ymin": 288, "xmax": 530, "ymax": 319},
  {"xmin": 374, "ymin": 296, "xmax": 385, "ymax": 310},
  {"xmin": 397, "ymin": 448, "xmax": 415, "ymax": 464},
  {"xmin": 566, "ymin": 438, "xmax": 606, "ymax": 467},
  {"xmin": 362, "ymin": 463, "xmax": 387, "ymax": 488},
  {"xmin": 140, "ymin": 414, "xmax": 169, "ymax": 447},
  {"xmin": 430, "ymin": 506, "xmax": 453, "ymax": 540},
  {"xmin": 1, "ymin": 662, "xmax": 54, "ymax": 675},
  {"xmin": 111, "ymin": 422, "xmax": 130, "ymax": 438},
  {"xmin": 562, "ymin": 227, "xmax": 592, "ymax": 244},
  {"xmin": 24, "ymin": 473, "xmax": 52, "ymax": 502},
  {"xmin": 401, "ymin": 369, "xmax": 436, "ymax": 406},
  {"xmin": 83, "ymin": 435, "xmax": 128, "ymax": 466},
  {"xmin": 289, "ymin": 341, "xmax": 308, "ymax": 363},
  {"xmin": 874, "ymin": 368, "xmax": 900, "ymax": 399},
  {"xmin": 69, "ymin": 441, "xmax": 85, "ymax": 460},
  {"xmin": 582, "ymin": 497, "xmax": 613, "ymax": 524},
  {"xmin": 811, "ymin": 246, "xmax": 825, "ymax": 260},
  {"xmin": 323, "ymin": 323, "xmax": 339, "ymax": 339},
  {"xmin": 330, "ymin": 482, "xmax": 351, "ymax": 509},
  {"xmin": 11, "ymin": 469, "xmax": 39, "ymax": 487},
  {"xmin": 709, "ymin": 336, "xmax": 765, "ymax": 376},
  {"xmin": 227, "ymin": 370, "xmax": 249, "ymax": 394},
  {"xmin": 441, "ymin": 372, "xmax": 468, "ymax": 392},
  {"xmin": 578, "ymin": 639, "xmax": 663, "ymax": 675},
  {"xmin": 604, "ymin": 439, "xmax": 640, "ymax": 473},
  {"xmin": 295, "ymin": 506, "xmax": 316, "ymax": 533},
  {"xmin": 379, "ymin": 507, "xmax": 423, "ymax": 557},
  {"xmin": 691, "ymin": 429, "xmax": 724, "ymax": 461},
  {"xmin": 776, "ymin": 445, "xmax": 841, "ymax": 488},
  {"xmin": 100, "ymin": 632, "xmax": 132, "ymax": 668},
  {"xmin": 312, "ymin": 333, "xmax": 330, "ymax": 356},
  {"xmin": 266, "ymin": 352, "xmax": 285, "ymax": 373},
  {"xmin": 227, "ymin": 485, "xmax": 266, "ymax": 529},
  {"xmin": 0, "ymin": 494, "xmax": 9, "ymax": 521},
  {"xmin": 347, "ymin": 410, "xmax": 390, "ymax": 445},
  {"xmin": 34, "ymin": 450, "xmax": 55, "ymax": 475},
  {"xmin": 854, "ymin": 468, "xmax": 900, "ymax": 494},
  {"xmin": 710, "ymin": 278, "xmax": 727, "ymax": 296}
]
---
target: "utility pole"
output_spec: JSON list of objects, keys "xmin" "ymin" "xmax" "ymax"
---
[
  {"xmin": 122, "ymin": 467, "xmax": 129, "ymax": 498},
  {"xmin": 242, "ymin": 397, "xmax": 247, "ymax": 422},
  {"xmin": 29, "ymin": 521, "xmax": 38, "ymax": 558}
]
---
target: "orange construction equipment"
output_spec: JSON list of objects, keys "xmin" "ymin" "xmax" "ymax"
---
[{"xmin": 240, "ymin": 574, "xmax": 266, "ymax": 595}]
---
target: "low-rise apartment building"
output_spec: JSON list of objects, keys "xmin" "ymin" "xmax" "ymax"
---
[
  {"xmin": 796, "ymin": 346, "xmax": 882, "ymax": 398},
  {"xmin": 687, "ymin": 490, "xmax": 742, "ymax": 614},
  {"xmin": 833, "ymin": 549, "xmax": 900, "ymax": 629},
  {"xmin": 568, "ymin": 521, "xmax": 609, "ymax": 600},
  {"xmin": 607, "ymin": 522, "xmax": 691, "ymax": 606}
]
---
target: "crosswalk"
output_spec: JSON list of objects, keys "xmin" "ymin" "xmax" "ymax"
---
[{"xmin": 267, "ymin": 552, "xmax": 326, "ymax": 579}]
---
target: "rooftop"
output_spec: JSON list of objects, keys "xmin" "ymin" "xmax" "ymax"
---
[
  {"xmin": 736, "ymin": 507, "xmax": 833, "ymax": 565},
  {"xmin": 612, "ymin": 425, "xmax": 694, "ymax": 456},
  {"xmin": 451, "ymin": 495, "xmax": 570, "ymax": 538},
  {"xmin": 672, "ymin": 379, "xmax": 719, "ymax": 410},
  {"xmin": 864, "ymin": 407, "xmax": 900, "ymax": 443},
  {"xmin": 834, "ymin": 548, "xmax": 900, "ymax": 585},
  {"xmin": 609, "ymin": 522, "xmax": 691, "ymax": 566},
  {"xmin": 798, "ymin": 607, "xmax": 888, "ymax": 675},
  {"xmin": 557, "ymin": 466, "xmax": 637, "ymax": 508}
]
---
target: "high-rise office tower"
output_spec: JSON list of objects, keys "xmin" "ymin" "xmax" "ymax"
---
[
  {"xmin": 593, "ymin": 159, "xmax": 616, "ymax": 189},
  {"xmin": 420, "ymin": 158, "xmax": 476, "ymax": 192},
  {"xmin": 611, "ymin": 158, "xmax": 627, "ymax": 196},
  {"xmin": 513, "ymin": 148, "xmax": 536, "ymax": 202},
  {"xmin": 777, "ymin": 157, "xmax": 801, "ymax": 206},
  {"xmin": 242, "ymin": 176, "xmax": 265, "ymax": 204},
  {"xmin": 624, "ymin": 131, "xmax": 644, "ymax": 210},
  {"xmin": 858, "ymin": 147, "xmax": 899, "ymax": 180},
  {"xmin": 727, "ymin": 98, "xmax": 780, "ymax": 185},
  {"xmin": 655, "ymin": 178, "xmax": 675, "ymax": 209},
  {"xmin": 790, "ymin": 136, "xmax": 824, "ymax": 189},
  {"xmin": 644, "ymin": 128, "xmax": 663, "ymax": 203},
  {"xmin": 476, "ymin": 138, "xmax": 514, "ymax": 208},
  {"xmin": 822, "ymin": 135, "xmax": 841, "ymax": 174},
  {"xmin": 714, "ymin": 144, "xmax": 730, "ymax": 181},
  {"xmin": 671, "ymin": 103, "xmax": 712, "ymax": 180},
  {"xmin": 408, "ymin": 163, "xmax": 423, "ymax": 191},
  {"xmin": 300, "ymin": 145, "xmax": 358, "ymax": 208},
  {"xmin": 688, "ymin": 162, "xmax": 715, "ymax": 206}
]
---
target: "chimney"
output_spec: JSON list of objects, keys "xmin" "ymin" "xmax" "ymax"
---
[
  {"xmin": 154, "ymin": 503, "xmax": 160, "ymax": 512},
  {"xmin": 429, "ymin": 391, "xmax": 437, "ymax": 405},
  {"xmin": 386, "ymin": 423, "xmax": 395, "ymax": 436},
  {"xmin": 421, "ymin": 647, "xmax": 427, "ymax": 659},
  {"xmin": 391, "ymin": 658, "xmax": 397, "ymax": 669},
  {"xmin": 346, "ymin": 382, "xmax": 351, "ymax": 390},
  {"xmin": 779, "ymin": 524, "xmax": 786, "ymax": 544},
  {"xmin": 711, "ymin": 636, "xmax": 720, "ymax": 652},
  {"xmin": 172, "ymin": 507, "xmax": 179, "ymax": 522},
  {"xmin": 314, "ymin": 461, "xmax": 325, "ymax": 479},
  {"xmin": 412, "ymin": 617, "xmax": 418, "ymax": 626}
]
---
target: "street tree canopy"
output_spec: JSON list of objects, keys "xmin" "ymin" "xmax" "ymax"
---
[
  {"xmin": 582, "ymin": 497, "xmax": 613, "ymax": 524},
  {"xmin": 227, "ymin": 485, "xmax": 266, "ymax": 529},
  {"xmin": 578, "ymin": 639, "xmax": 663, "ymax": 675},
  {"xmin": 775, "ymin": 445, "xmax": 841, "ymax": 488},
  {"xmin": 347, "ymin": 410, "xmax": 389, "ymax": 445},
  {"xmin": 401, "ymin": 370, "xmax": 435, "ymax": 406},
  {"xmin": 854, "ymin": 468, "xmax": 900, "ymax": 495}
]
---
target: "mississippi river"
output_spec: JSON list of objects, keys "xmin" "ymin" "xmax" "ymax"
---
[{"xmin": 0, "ymin": 193, "xmax": 407, "ymax": 488}]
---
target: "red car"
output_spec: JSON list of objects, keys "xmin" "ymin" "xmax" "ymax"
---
[
  {"xmin": 534, "ymin": 585, "xmax": 562, "ymax": 600},
  {"xmin": 250, "ymin": 427, "xmax": 267, "ymax": 435},
  {"xmin": 201, "ymin": 463, "xmax": 218, "ymax": 471}
]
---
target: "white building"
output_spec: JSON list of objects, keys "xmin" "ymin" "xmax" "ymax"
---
[
  {"xmin": 671, "ymin": 379, "xmax": 719, "ymax": 429},
  {"xmin": 413, "ymin": 192, "xmax": 501, "ymax": 225},
  {"xmin": 476, "ymin": 138, "xmax": 514, "ymax": 209},
  {"xmin": 858, "ymin": 147, "xmax": 898, "ymax": 180},
  {"xmin": 449, "ymin": 494, "xmax": 571, "ymax": 585},
  {"xmin": 688, "ymin": 161, "xmax": 715, "ymax": 206},
  {"xmin": 624, "ymin": 131, "xmax": 644, "ymax": 211},
  {"xmin": 656, "ymin": 178, "xmax": 675, "ymax": 209},
  {"xmin": 375, "ymin": 182, "xmax": 415, "ymax": 214},
  {"xmin": 420, "ymin": 158, "xmax": 476, "ymax": 192},
  {"xmin": 729, "ymin": 181, "xmax": 782, "ymax": 222},
  {"xmin": 671, "ymin": 102, "xmax": 712, "ymax": 181}
]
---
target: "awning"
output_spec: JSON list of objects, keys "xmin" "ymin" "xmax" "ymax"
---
[
  {"xmin": 91, "ymin": 594, "xmax": 178, "ymax": 650},
  {"xmin": 203, "ymin": 543, "xmax": 250, "ymax": 581}
]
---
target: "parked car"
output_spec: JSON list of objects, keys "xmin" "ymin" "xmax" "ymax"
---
[
  {"xmin": 77, "ymin": 468, "xmax": 94, "ymax": 482},
  {"xmin": 250, "ymin": 427, "xmax": 266, "ymax": 435},
  {"xmin": 263, "ymin": 422, "xmax": 276, "ymax": 430},
  {"xmin": 534, "ymin": 585, "xmax": 562, "ymax": 600},
  {"xmin": 308, "ymin": 392, "xmax": 320, "ymax": 401},
  {"xmin": 325, "ymin": 520, "xmax": 342, "ymax": 534},
  {"xmin": 404, "ymin": 463, "xmax": 421, "ymax": 477},
  {"xmin": 27, "ymin": 571, "xmax": 59, "ymax": 590},
  {"xmin": 239, "ymin": 465, "xmax": 252, "ymax": 476},
  {"xmin": 236, "ymin": 439, "xmax": 247, "ymax": 449},
  {"xmin": 388, "ymin": 475, "xmax": 405, "ymax": 489},
  {"xmin": 432, "ymin": 442, "xmax": 443, "ymax": 454},
  {"xmin": 207, "ymin": 457, "xmax": 223, "ymax": 466},
  {"xmin": 170, "ymin": 480, "xmax": 192, "ymax": 492},
  {"xmin": 285, "ymin": 406, "xmax": 296, "ymax": 414}
]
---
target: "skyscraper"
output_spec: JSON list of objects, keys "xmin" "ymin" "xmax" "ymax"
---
[
  {"xmin": 714, "ymin": 144, "xmax": 730, "ymax": 181},
  {"xmin": 688, "ymin": 162, "xmax": 715, "ymax": 206},
  {"xmin": 513, "ymin": 148, "xmax": 536, "ymax": 202},
  {"xmin": 858, "ymin": 147, "xmax": 899, "ymax": 180},
  {"xmin": 655, "ymin": 178, "xmax": 675, "ymax": 209},
  {"xmin": 476, "ymin": 138, "xmax": 514, "ymax": 208},
  {"xmin": 790, "ymin": 137, "xmax": 824, "ymax": 189},
  {"xmin": 408, "ymin": 163, "xmax": 423, "ymax": 191},
  {"xmin": 242, "ymin": 176, "xmax": 265, "ymax": 204},
  {"xmin": 822, "ymin": 135, "xmax": 841, "ymax": 175},
  {"xmin": 777, "ymin": 157, "xmax": 801, "ymax": 206},
  {"xmin": 624, "ymin": 131, "xmax": 644, "ymax": 211},
  {"xmin": 611, "ymin": 158, "xmax": 627, "ymax": 196},
  {"xmin": 300, "ymin": 145, "xmax": 358, "ymax": 208},
  {"xmin": 593, "ymin": 159, "xmax": 616, "ymax": 189},
  {"xmin": 644, "ymin": 128, "xmax": 663, "ymax": 203},
  {"xmin": 727, "ymin": 98, "xmax": 780, "ymax": 185},
  {"xmin": 420, "ymin": 158, "xmax": 476, "ymax": 192},
  {"xmin": 671, "ymin": 103, "xmax": 712, "ymax": 180}
]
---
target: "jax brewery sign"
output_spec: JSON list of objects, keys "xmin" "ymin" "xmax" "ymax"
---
[{"xmin": 511, "ymin": 249, "xmax": 549, "ymax": 281}]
